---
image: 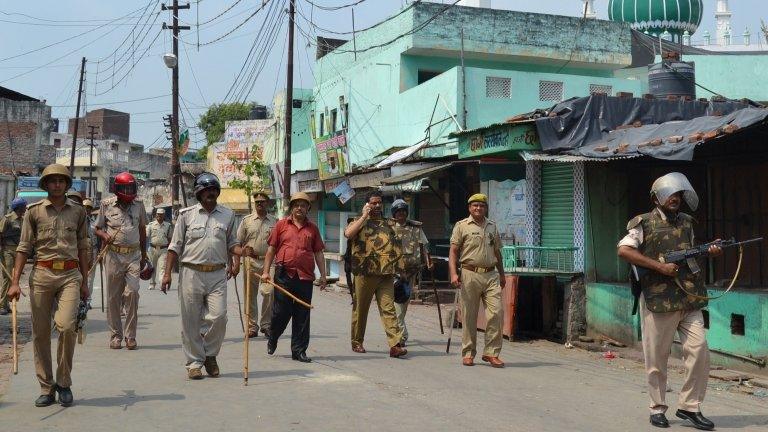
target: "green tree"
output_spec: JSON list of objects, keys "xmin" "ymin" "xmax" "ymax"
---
[
  {"xmin": 196, "ymin": 102, "xmax": 252, "ymax": 157},
  {"xmin": 228, "ymin": 145, "xmax": 271, "ymax": 211}
]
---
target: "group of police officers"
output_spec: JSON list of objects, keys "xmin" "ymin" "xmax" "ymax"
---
[{"xmin": 3, "ymin": 163, "xmax": 721, "ymax": 430}]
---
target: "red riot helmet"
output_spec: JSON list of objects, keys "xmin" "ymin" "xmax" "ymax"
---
[
  {"xmin": 139, "ymin": 261, "xmax": 154, "ymax": 281},
  {"xmin": 114, "ymin": 171, "xmax": 137, "ymax": 203}
]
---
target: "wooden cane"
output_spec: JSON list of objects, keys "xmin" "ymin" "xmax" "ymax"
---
[
  {"xmin": 0, "ymin": 260, "xmax": 13, "ymax": 283},
  {"xmin": 99, "ymin": 263, "xmax": 105, "ymax": 313},
  {"xmin": 233, "ymin": 271, "xmax": 244, "ymax": 333},
  {"xmin": 446, "ymin": 286, "xmax": 461, "ymax": 354},
  {"xmin": 430, "ymin": 269, "xmax": 444, "ymax": 334},
  {"xmin": 259, "ymin": 276, "xmax": 314, "ymax": 309},
  {"xmin": 243, "ymin": 257, "xmax": 251, "ymax": 386},
  {"xmin": 11, "ymin": 298, "xmax": 18, "ymax": 374}
]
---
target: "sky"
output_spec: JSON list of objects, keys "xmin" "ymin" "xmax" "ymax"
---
[{"xmin": 0, "ymin": 0, "xmax": 764, "ymax": 149}]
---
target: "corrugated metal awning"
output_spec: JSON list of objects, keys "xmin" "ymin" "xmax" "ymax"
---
[
  {"xmin": 381, "ymin": 162, "xmax": 453, "ymax": 185},
  {"xmin": 521, "ymin": 152, "xmax": 638, "ymax": 163}
]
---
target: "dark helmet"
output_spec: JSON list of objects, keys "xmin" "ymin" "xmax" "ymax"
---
[
  {"xmin": 114, "ymin": 171, "xmax": 137, "ymax": 203},
  {"xmin": 391, "ymin": 198, "xmax": 409, "ymax": 216},
  {"xmin": 194, "ymin": 172, "xmax": 221, "ymax": 199},
  {"xmin": 139, "ymin": 261, "xmax": 154, "ymax": 281}
]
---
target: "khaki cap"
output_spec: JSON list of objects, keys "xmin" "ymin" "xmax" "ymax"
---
[{"xmin": 467, "ymin": 193, "xmax": 488, "ymax": 204}]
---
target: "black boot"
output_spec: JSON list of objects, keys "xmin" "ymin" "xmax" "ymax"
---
[
  {"xmin": 649, "ymin": 413, "xmax": 670, "ymax": 428},
  {"xmin": 34, "ymin": 392, "xmax": 55, "ymax": 407},
  {"xmin": 292, "ymin": 352, "xmax": 312, "ymax": 363},
  {"xmin": 267, "ymin": 339, "xmax": 277, "ymax": 355},
  {"xmin": 56, "ymin": 385, "xmax": 74, "ymax": 407},
  {"xmin": 676, "ymin": 410, "xmax": 715, "ymax": 431}
]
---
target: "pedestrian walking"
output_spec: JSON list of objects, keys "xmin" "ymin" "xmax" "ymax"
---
[
  {"xmin": 232, "ymin": 191, "xmax": 278, "ymax": 338},
  {"xmin": 448, "ymin": 193, "xmax": 506, "ymax": 368},
  {"xmin": 259, "ymin": 192, "xmax": 326, "ymax": 363},
  {"xmin": 146, "ymin": 208, "xmax": 172, "ymax": 291},
  {"xmin": 94, "ymin": 171, "xmax": 148, "ymax": 350},
  {"xmin": 617, "ymin": 172, "xmax": 722, "ymax": 430},
  {"xmin": 0, "ymin": 197, "xmax": 26, "ymax": 315},
  {"xmin": 160, "ymin": 172, "xmax": 242, "ymax": 380},
  {"xmin": 344, "ymin": 191, "xmax": 407, "ymax": 358},
  {"xmin": 7, "ymin": 164, "xmax": 90, "ymax": 407},
  {"xmin": 390, "ymin": 199, "xmax": 432, "ymax": 346}
]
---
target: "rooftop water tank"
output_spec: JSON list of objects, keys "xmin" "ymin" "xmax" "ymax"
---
[
  {"xmin": 250, "ymin": 105, "xmax": 267, "ymax": 120},
  {"xmin": 648, "ymin": 60, "xmax": 696, "ymax": 99}
]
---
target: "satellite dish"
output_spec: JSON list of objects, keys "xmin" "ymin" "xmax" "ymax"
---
[{"xmin": 163, "ymin": 53, "xmax": 178, "ymax": 68}]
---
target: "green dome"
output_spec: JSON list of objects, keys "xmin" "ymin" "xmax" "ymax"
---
[{"xmin": 608, "ymin": 0, "xmax": 703, "ymax": 37}]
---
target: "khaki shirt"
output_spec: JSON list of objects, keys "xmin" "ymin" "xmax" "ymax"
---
[
  {"xmin": 169, "ymin": 203, "xmax": 239, "ymax": 266},
  {"xmin": 146, "ymin": 220, "xmax": 172, "ymax": 247},
  {"xmin": 17, "ymin": 199, "xmax": 89, "ymax": 261},
  {"xmin": 95, "ymin": 197, "xmax": 147, "ymax": 247},
  {"xmin": 0, "ymin": 211, "xmax": 23, "ymax": 247},
  {"xmin": 236, "ymin": 212, "xmax": 277, "ymax": 258},
  {"xmin": 450, "ymin": 216, "xmax": 501, "ymax": 268}
]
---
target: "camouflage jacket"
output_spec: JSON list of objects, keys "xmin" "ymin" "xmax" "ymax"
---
[
  {"xmin": 349, "ymin": 216, "xmax": 402, "ymax": 276},
  {"xmin": 631, "ymin": 210, "xmax": 707, "ymax": 313},
  {"xmin": 393, "ymin": 220, "xmax": 426, "ymax": 277}
]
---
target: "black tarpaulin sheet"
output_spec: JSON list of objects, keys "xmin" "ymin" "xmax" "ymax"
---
[
  {"xmin": 573, "ymin": 107, "xmax": 768, "ymax": 161},
  {"xmin": 535, "ymin": 95, "xmax": 752, "ymax": 152}
]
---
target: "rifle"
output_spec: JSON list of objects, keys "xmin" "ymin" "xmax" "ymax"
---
[
  {"xmin": 631, "ymin": 237, "xmax": 763, "ymax": 313},
  {"xmin": 343, "ymin": 240, "xmax": 355, "ymax": 305},
  {"xmin": 76, "ymin": 299, "xmax": 91, "ymax": 345}
]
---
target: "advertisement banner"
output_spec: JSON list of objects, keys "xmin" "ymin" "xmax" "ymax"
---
[
  {"xmin": 315, "ymin": 133, "xmax": 349, "ymax": 180},
  {"xmin": 211, "ymin": 120, "xmax": 273, "ymax": 185}
]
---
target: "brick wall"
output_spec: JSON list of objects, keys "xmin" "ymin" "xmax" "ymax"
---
[
  {"xmin": 0, "ymin": 99, "xmax": 55, "ymax": 174},
  {"xmin": 67, "ymin": 109, "xmax": 129, "ymax": 141}
]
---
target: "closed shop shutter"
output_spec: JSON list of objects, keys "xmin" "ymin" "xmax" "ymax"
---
[{"xmin": 540, "ymin": 163, "xmax": 574, "ymax": 248}]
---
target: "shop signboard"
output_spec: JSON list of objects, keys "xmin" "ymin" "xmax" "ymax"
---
[
  {"xmin": 458, "ymin": 123, "xmax": 539, "ymax": 159},
  {"xmin": 315, "ymin": 133, "xmax": 350, "ymax": 180}
]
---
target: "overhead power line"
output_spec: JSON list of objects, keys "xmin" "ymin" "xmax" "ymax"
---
[
  {"xmin": 304, "ymin": 0, "xmax": 367, "ymax": 11},
  {"xmin": 197, "ymin": 0, "xmax": 273, "ymax": 46},
  {"xmin": 197, "ymin": 0, "xmax": 245, "ymax": 26},
  {"xmin": 49, "ymin": 93, "xmax": 170, "ymax": 107}
]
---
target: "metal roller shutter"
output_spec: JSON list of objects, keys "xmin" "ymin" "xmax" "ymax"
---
[{"xmin": 540, "ymin": 163, "xmax": 574, "ymax": 248}]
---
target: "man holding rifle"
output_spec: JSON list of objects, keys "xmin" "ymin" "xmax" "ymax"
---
[
  {"xmin": 7, "ymin": 164, "xmax": 90, "ymax": 407},
  {"xmin": 618, "ymin": 172, "xmax": 722, "ymax": 431}
]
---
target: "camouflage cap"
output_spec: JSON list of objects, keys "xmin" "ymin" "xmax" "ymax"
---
[{"xmin": 467, "ymin": 193, "xmax": 488, "ymax": 204}]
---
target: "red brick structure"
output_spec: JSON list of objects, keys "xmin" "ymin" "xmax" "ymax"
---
[
  {"xmin": 68, "ymin": 108, "xmax": 129, "ymax": 141},
  {"xmin": 0, "ymin": 86, "xmax": 56, "ymax": 175}
]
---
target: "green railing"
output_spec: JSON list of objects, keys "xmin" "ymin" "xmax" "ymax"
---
[{"xmin": 501, "ymin": 245, "xmax": 579, "ymax": 274}]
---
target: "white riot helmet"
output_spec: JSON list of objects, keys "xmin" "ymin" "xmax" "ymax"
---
[{"xmin": 650, "ymin": 172, "xmax": 699, "ymax": 211}]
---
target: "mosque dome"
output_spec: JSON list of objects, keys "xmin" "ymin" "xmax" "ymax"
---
[{"xmin": 608, "ymin": 0, "xmax": 704, "ymax": 37}]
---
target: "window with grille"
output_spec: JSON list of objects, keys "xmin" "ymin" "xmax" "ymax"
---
[
  {"xmin": 539, "ymin": 80, "xmax": 564, "ymax": 102},
  {"xmin": 589, "ymin": 84, "xmax": 613, "ymax": 95},
  {"xmin": 486, "ymin": 76, "xmax": 511, "ymax": 98}
]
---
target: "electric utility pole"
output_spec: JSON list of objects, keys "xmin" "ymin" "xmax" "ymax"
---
[
  {"xmin": 162, "ymin": 1, "xmax": 190, "ymax": 212},
  {"xmin": 282, "ymin": 0, "xmax": 295, "ymax": 209},
  {"xmin": 68, "ymin": 57, "xmax": 86, "ymax": 175},
  {"xmin": 87, "ymin": 125, "xmax": 99, "ymax": 197}
]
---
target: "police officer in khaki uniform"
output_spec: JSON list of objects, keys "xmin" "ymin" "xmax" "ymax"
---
[
  {"xmin": 390, "ymin": 199, "xmax": 432, "ymax": 345},
  {"xmin": 161, "ymin": 172, "xmax": 242, "ymax": 380},
  {"xmin": 95, "ymin": 172, "xmax": 148, "ymax": 350},
  {"xmin": 0, "ymin": 197, "xmax": 26, "ymax": 315},
  {"xmin": 449, "ymin": 193, "xmax": 506, "ymax": 368},
  {"xmin": 618, "ymin": 173, "xmax": 721, "ymax": 430},
  {"xmin": 8, "ymin": 164, "xmax": 89, "ymax": 407},
  {"xmin": 344, "ymin": 191, "xmax": 407, "ymax": 358},
  {"xmin": 146, "ymin": 208, "xmax": 172, "ymax": 290},
  {"xmin": 232, "ymin": 191, "xmax": 277, "ymax": 338}
]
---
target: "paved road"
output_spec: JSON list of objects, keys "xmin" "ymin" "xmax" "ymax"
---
[{"xmin": 1, "ymin": 274, "xmax": 767, "ymax": 432}]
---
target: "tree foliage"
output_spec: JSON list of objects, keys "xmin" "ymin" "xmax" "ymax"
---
[
  {"xmin": 228, "ymin": 145, "xmax": 271, "ymax": 200},
  {"xmin": 196, "ymin": 102, "xmax": 252, "ymax": 156}
]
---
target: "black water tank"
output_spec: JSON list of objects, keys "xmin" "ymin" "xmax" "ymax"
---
[
  {"xmin": 648, "ymin": 61, "xmax": 696, "ymax": 99},
  {"xmin": 249, "ymin": 105, "xmax": 267, "ymax": 120}
]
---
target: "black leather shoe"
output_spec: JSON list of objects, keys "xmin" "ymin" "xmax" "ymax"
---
[
  {"xmin": 676, "ymin": 410, "xmax": 715, "ymax": 430},
  {"xmin": 267, "ymin": 339, "xmax": 277, "ymax": 355},
  {"xmin": 292, "ymin": 352, "xmax": 312, "ymax": 363},
  {"xmin": 34, "ymin": 393, "xmax": 55, "ymax": 407},
  {"xmin": 56, "ymin": 386, "xmax": 73, "ymax": 407},
  {"xmin": 649, "ymin": 413, "xmax": 670, "ymax": 428}
]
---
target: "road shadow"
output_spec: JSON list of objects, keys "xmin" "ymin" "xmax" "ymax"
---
[
  {"xmin": 132, "ymin": 343, "xmax": 183, "ymax": 351},
  {"xmin": 504, "ymin": 361, "xmax": 561, "ymax": 368},
  {"xmin": 309, "ymin": 355, "xmax": 383, "ymax": 362},
  {"xmin": 704, "ymin": 415, "xmax": 768, "ymax": 429},
  {"xmin": 63, "ymin": 390, "xmax": 185, "ymax": 409},
  {"xmin": 219, "ymin": 368, "xmax": 313, "ymax": 379}
]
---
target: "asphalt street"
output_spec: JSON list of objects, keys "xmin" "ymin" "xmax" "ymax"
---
[{"xmin": 1, "ymin": 271, "xmax": 767, "ymax": 432}]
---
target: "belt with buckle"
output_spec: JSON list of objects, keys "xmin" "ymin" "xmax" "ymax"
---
[
  {"xmin": 109, "ymin": 244, "xmax": 139, "ymax": 254},
  {"xmin": 150, "ymin": 244, "xmax": 168, "ymax": 249},
  {"xmin": 461, "ymin": 264, "xmax": 496, "ymax": 274},
  {"xmin": 181, "ymin": 263, "xmax": 226, "ymax": 272},
  {"xmin": 36, "ymin": 260, "xmax": 80, "ymax": 271}
]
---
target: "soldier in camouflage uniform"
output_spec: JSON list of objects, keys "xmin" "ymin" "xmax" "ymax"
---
[
  {"xmin": 618, "ymin": 172, "xmax": 722, "ymax": 431},
  {"xmin": 0, "ymin": 197, "xmax": 26, "ymax": 315},
  {"xmin": 344, "ymin": 191, "xmax": 407, "ymax": 358},
  {"xmin": 390, "ymin": 199, "xmax": 432, "ymax": 345}
]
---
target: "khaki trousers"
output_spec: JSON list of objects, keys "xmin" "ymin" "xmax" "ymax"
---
[
  {"xmin": 148, "ymin": 246, "xmax": 168, "ymax": 289},
  {"xmin": 0, "ymin": 248, "xmax": 16, "ymax": 309},
  {"xmin": 244, "ymin": 260, "xmax": 273, "ymax": 333},
  {"xmin": 104, "ymin": 250, "xmax": 140, "ymax": 342},
  {"xmin": 393, "ymin": 274, "xmax": 417, "ymax": 343},
  {"xmin": 460, "ymin": 269, "xmax": 503, "ymax": 358},
  {"xmin": 29, "ymin": 266, "xmax": 81, "ymax": 393},
  {"xmin": 351, "ymin": 274, "xmax": 402, "ymax": 348},
  {"xmin": 178, "ymin": 266, "xmax": 227, "ymax": 370},
  {"xmin": 640, "ymin": 296, "xmax": 709, "ymax": 414}
]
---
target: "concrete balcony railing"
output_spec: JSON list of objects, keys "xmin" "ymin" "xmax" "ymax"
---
[{"xmin": 56, "ymin": 148, "xmax": 129, "ymax": 167}]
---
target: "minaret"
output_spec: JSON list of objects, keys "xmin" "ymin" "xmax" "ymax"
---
[
  {"xmin": 715, "ymin": 0, "xmax": 733, "ymax": 46},
  {"xmin": 582, "ymin": 0, "xmax": 597, "ymax": 19}
]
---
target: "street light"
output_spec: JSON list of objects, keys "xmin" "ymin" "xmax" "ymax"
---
[{"xmin": 163, "ymin": 53, "xmax": 177, "ymax": 69}]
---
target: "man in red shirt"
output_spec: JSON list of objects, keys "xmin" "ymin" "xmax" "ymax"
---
[{"xmin": 258, "ymin": 192, "xmax": 326, "ymax": 363}]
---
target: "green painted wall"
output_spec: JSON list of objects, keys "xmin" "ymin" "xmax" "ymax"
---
[
  {"xmin": 681, "ymin": 55, "xmax": 768, "ymax": 102},
  {"xmin": 586, "ymin": 282, "xmax": 640, "ymax": 344},
  {"xmin": 584, "ymin": 164, "xmax": 629, "ymax": 283}
]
